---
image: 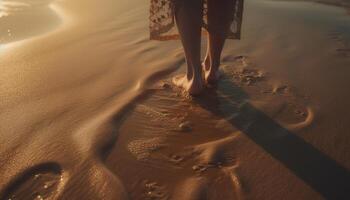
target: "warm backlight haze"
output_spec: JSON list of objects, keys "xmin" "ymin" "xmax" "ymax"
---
[{"xmin": 0, "ymin": 0, "xmax": 349, "ymax": 199}]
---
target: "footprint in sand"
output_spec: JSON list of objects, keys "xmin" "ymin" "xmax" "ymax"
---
[
  {"xmin": 171, "ymin": 136, "xmax": 245, "ymax": 200},
  {"xmin": 168, "ymin": 153, "xmax": 185, "ymax": 164},
  {"xmin": 222, "ymin": 55, "xmax": 249, "ymax": 65},
  {"xmin": 173, "ymin": 172, "xmax": 244, "ymax": 200},
  {"xmin": 143, "ymin": 180, "xmax": 169, "ymax": 200},
  {"xmin": 1, "ymin": 162, "xmax": 63, "ymax": 200},
  {"xmin": 190, "ymin": 135, "xmax": 239, "ymax": 167},
  {"xmin": 285, "ymin": 106, "xmax": 315, "ymax": 131},
  {"xmin": 221, "ymin": 166, "xmax": 246, "ymax": 200},
  {"xmin": 224, "ymin": 55, "xmax": 314, "ymax": 132},
  {"xmin": 165, "ymin": 138, "xmax": 238, "ymax": 172},
  {"xmin": 221, "ymin": 56, "xmax": 266, "ymax": 87},
  {"xmin": 166, "ymin": 134, "xmax": 240, "ymax": 171},
  {"xmin": 189, "ymin": 139, "xmax": 245, "ymax": 200},
  {"xmin": 271, "ymin": 84, "xmax": 290, "ymax": 94}
]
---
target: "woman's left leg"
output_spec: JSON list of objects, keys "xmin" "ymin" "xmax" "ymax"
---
[{"xmin": 203, "ymin": 0, "xmax": 234, "ymax": 84}]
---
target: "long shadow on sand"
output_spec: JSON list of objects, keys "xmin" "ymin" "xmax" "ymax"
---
[{"xmin": 195, "ymin": 75, "xmax": 350, "ymax": 200}]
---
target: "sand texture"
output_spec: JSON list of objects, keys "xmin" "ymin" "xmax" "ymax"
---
[{"xmin": 1, "ymin": 0, "xmax": 350, "ymax": 199}]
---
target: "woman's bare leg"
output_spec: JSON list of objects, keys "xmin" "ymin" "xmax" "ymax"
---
[
  {"xmin": 203, "ymin": 0, "xmax": 234, "ymax": 84},
  {"xmin": 173, "ymin": 0, "xmax": 204, "ymax": 95}
]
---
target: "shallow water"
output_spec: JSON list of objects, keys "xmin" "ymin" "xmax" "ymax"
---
[{"xmin": 0, "ymin": 0, "xmax": 350, "ymax": 199}]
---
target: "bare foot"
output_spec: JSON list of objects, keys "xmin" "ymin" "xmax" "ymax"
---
[
  {"xmin": 173, "ymin": 75, "xmax": 204, "ymax": 96},
  {"xmin": 202, "ymin": 62, "xmax": 222, "ymax": 85}
]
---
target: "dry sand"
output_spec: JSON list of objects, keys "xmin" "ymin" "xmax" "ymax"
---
[{"xmin": 0, "ymin": 0, "xmax": 350, "ymax": 199}]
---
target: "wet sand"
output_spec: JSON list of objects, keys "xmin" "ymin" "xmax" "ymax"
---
[{"xmin": 1, "ymin": 0, "xmax": 350, "ymax": 199}]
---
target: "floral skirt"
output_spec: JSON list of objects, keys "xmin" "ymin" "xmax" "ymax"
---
[{"xmin": 150, "ymin": 0, "xmax": 244, "ymax": 41}]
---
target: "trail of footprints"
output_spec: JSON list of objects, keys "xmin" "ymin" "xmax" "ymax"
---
[
  {"xmin": 132, "ymin": 55, "xmax": 312, "ymax": 200},
  {"xmin": 1, "ymin": 56, "xmax": 312, "ymax": 200}
]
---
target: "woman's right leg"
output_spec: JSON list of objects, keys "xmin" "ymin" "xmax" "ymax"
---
[{"xmin": 173, "ymin": 0, "xmax": 204, "ymax": 95}]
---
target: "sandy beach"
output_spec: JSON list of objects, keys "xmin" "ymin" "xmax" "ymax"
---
[{"xmin": 0, "ymin": 0, "xmax": 350, "ymax": 199}]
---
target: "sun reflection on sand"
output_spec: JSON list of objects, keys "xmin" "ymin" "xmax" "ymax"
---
[
  {"xmin": 0, "ymin": 0, "xmax": 62, "ymax": 44},
  {"xmin": 0, "ymin": 43, "xmax": 8, "ymax": 52}
]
